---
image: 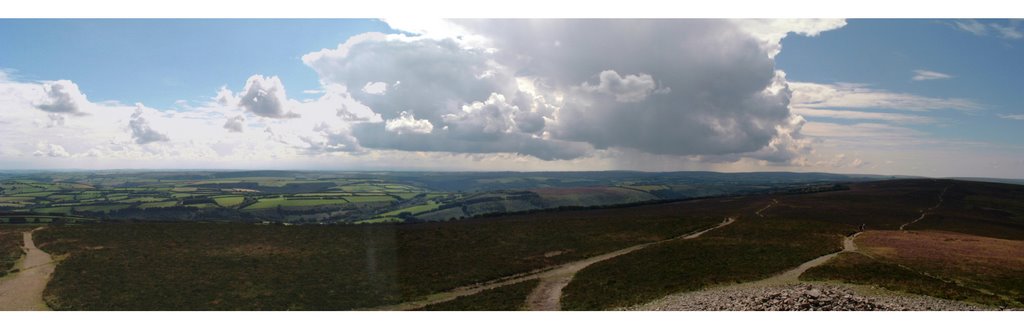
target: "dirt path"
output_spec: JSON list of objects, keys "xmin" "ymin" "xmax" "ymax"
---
[
  {"xmin": 755, "ymin": 199, "xmax": 778, "ymax": 218},
  {"xmin": 522, "ymin": 217, "xmax": 736, "ymax": 311},
  {"xmin": 755, "ymin": 232, "xmax": 860, "ymax": 285},
  {"xmin": 371, "ymin": 217, "xmax": 736, "ymax": 311},
  {"xmin": 899, "ymin": 186, "xmax": 950, "ymax": 231},
  {"xmin": 0, "ymin": 228, "xmax": 54, "ymax": 311},
  {"xmin": 627, "ymin": 232, "xmax": 864, "ymax": 311}
]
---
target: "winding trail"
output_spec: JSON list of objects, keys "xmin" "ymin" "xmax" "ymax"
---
[
  {"xmin": 755, "ymin": 232, "xmax": 860, "ymax": 285},
  {"xmin": 899, "ymin": 186, "xmax": 950, "ymax": 231},
  {"xmin": 755, "ymin": 199, "xmax": 778, "ymax": 218},
  {"xmin": 0, "ymin": 228, "xmax": 54, "ymax": 311},
  {"xmin": 629, "ymin": 232, "xmax": 864, "ymax": 311},
  {"xmin": 370, "ymin": 217, "xmax": 737, "ymax": 311},
  {"xmin": 523, "ymin": 217, "xmax": 736, "ymax": 311}
]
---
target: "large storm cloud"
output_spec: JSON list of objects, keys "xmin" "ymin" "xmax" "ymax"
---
[{"xmin": 302, "ymin": 19, "xmax": 815, "ymax": 162}]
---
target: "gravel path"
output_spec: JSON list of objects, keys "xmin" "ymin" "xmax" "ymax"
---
[{"xmin": 0, "ymin": 228, "xmax": 54, "ymax": 311}]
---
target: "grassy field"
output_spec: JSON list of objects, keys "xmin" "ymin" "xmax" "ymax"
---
[
  {"xmin": 354, "ymin": 217, "xmax": 405, "ymax": 224},
  {"xmin": 418, "ymin": 279, "xmax": 539, "ymax": 311},
  {"xmin": 138, "ymin": 201, "xmax": 178, "ymax": 209},
  {"xmin": 0, "ymin": 175, "xmax": 434, "ymax": 223},
  {"xmin": 242, "ymin": 197, "xmax": 350, "ymax": 210},
  {"xmin": 75, "ymin": 204, "xmax": 132, "ymax": 213},
  {"xmin": 34, "ymin": 198, "xmax": 727, "ymax": 310},
  {"xmin": 378, "ymin": 202, "xmax": 441, "ymax": 218},
  {"xmin": 343, "ymin": 195, "xmax": 396, "ymax": 203},
  {"xmin": 2, "ymin": 170, "xmax": 870, "ymax": 224},
  {"xmin": 213, "ymin": 196, "xmax": 245, "ymax": 207},
  {"xmin": 32, "ymin": 207, "xmax": 73, "ymax": 214}
]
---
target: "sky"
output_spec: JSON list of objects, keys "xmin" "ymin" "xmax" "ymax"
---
[{"xmin": 1, "ymin": 19, "xmax": 1022, "ymax": 178}]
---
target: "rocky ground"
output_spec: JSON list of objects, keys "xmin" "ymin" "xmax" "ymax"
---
[{"xmin": 624, "ymin": 283, "xmax": 994, "ymax": 311}]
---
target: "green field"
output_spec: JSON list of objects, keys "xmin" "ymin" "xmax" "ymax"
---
[
  {"xmin": 33, "ymin": 207, "xmax": 73, "ymax": 214},
  {"xmin": 116, "ymin": 197, "xmax": 167, "ymax": 203},
  {"xmin": 378, "ymin": 201, "xmax": 440, "ymax": 217},
  {"xmin": 343, "ymin": 196, "xmax": 395, "ymax": 203},
  {"xmin": 354, "ymin": 217, "xmax": 405, "ymax": 224},
  {"xmin": 139, "ymin": 201, "xmax": 179, "ymax": 209},
  {"xmin": 0, "ymin": 196, "xmax": 34, "ymax": 202},
  {"xmin": 243, "ymin": 197, "xmax": 350, "ymax": 210},
  {"xmin": 292, "ymin": 193, "xmax": 351, "ymax": 197},
  {"xmin": 213, "ymin": 196, "xmax": 245, "ymax": 207},
  {"xmin": 1, "ymin": 170, "xmax": 874, "ymax": 224},
  {"xmin": 74, "ymin": 204, "xmax": 132, "ymax": 213},
  {"xmin": 389, "ymin": 193, "xmax": 420, "ymax": 200}
]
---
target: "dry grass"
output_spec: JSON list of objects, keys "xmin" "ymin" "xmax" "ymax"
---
[
  {"xmin": 207, "ymin": 243, "xmax": 300, "ymax": 257},
  {"xmin": 858, "ymin": 230, "xmax": 1024, "ymax": 279},
  {"xmin": 856, "ymin": 230, "xmax": 1024, "ymax": 305}
]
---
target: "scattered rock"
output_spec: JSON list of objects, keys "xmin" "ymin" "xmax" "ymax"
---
[{"xmin": 623, "ymin": 283, "xmax": 992, "ymax": 311}]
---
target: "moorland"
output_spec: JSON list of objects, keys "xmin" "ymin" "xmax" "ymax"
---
[{"xmin": 1, "ymin": 171, "xmax": 1022, "ymax": 311}]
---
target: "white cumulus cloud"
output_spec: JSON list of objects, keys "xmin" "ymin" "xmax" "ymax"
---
[
  {"xmin": 361, "ymin": 81, "xmax": 388, "ymax": 95},
  {"xmin": 578, "ymin": 70, "xmax": 664, "ymax": 103},
  {"xmin": 237, "ymin": 75, "xmax": 299, "ymax": 118},
  {"xmin": 34, "ymin": 80, "xmax": 89, "ymax": 114},
  {"xmin": 129, "ymin": 105, "xmax": 170, "ymax": 144},
  {"xmin": 33, "ymin": 143, "xmax": 70, "ymax": 158},
  {"xmin": 223, "ymin": 115, "xmax": 246, "ymax": 133},
  {"xmin": 385, "ymin": 111, "xmax": 434, "ymax": 135}
]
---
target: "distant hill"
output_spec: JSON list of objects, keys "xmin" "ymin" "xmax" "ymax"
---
[{"xmin": 949, "ymin": 177, "xmax": 1024, "ymax": 186}]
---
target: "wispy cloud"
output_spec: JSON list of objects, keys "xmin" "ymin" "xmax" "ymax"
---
[
  {"xmin": 999, "ymin": 114, "xmax": 1024, "ymax": 120},
  {"xmin": 912, "ymin": 69, "xmax": 952, "ymax": 81},
  {"xmin": 792, "ymin": 107, "xmax": 934, "ymax": 124},
  {"xmin": 953, "ymin": 20, "xmax": 988, "ymax": 36},
  {"xmin": 952, "ymin": 19, "xmax": 1023, "ymax": 40},
  {"xmin": 991, "ymin": 24, "xmax": 1024, "ymax": 39},
  {"xmin": 801, "ymin": 122, "xmax": 926, "ymax": 145},
  {"xmin": 790, "ymin": 82, "xmax": 981, "ymax": 112}
]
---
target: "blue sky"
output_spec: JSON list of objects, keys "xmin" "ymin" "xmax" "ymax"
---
[
  {"xmin": 0, "ymin": 19, "xmax": 392, "ymax": 106},
  {"xmin": 1, "ymin": 19, "xmax": 1022, "ymax": 178},
  {"xmin": 777, "ymin": 19, "xmax": 1024, "ymax": 148}
]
